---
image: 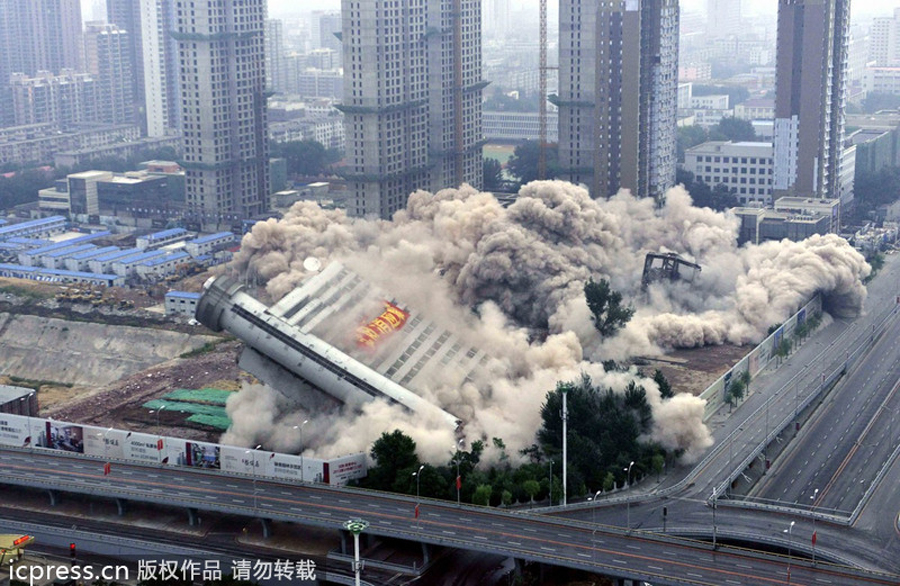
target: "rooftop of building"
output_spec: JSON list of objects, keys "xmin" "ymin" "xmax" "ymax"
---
[{"xmin": 0, "ymin": 384, "xmax": 33, "ymax": 404}]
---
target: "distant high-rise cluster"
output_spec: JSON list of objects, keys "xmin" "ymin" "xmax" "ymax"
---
[
  {"xmin": 558, "ymin": 0, "xmax": 679, "ymax": 200},
  {"xmin": 706, "ymin": 0, "xmax": 741, "ymax": 39},
  {"xmin": 774, "ymin": 0, "xmax": 850, "ymax": 200},
  {"xmin": 0, "ymin": 0, "xmax": 84, "ymax": 126},
  {"xmin": 106, "ymin": 0, "xmax": 181, "ymax": 136},
  {"xmin": 340, "ymin": 0, "xmax": 484, "ymax": 220},
  {"xmin": 173, "ymin": 0, "xmax": 269, "ymax": 223}
]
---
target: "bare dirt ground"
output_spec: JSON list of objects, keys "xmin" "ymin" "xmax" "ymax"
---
[
  {"xmin": 638, "ymin": 343, "xmax": 749, "ymax": 397},
  {"xmin": 41, "ymin": 340, "xmax": 246, "ymax": 442}
]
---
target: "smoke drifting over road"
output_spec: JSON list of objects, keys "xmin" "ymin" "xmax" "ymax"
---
[{"xmin": 223, "ymin": 181, "xmax": 869, "ymax": 464}]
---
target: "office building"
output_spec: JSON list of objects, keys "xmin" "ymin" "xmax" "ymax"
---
[
  {"xmin": 558, "ymin": 0, "xmax": 679, "ymax": 200},
  {"xmin": 773, "ymin": 0, "xmax": 851, "ymax": 200},
  {"xmin": 869, "ymin": 8, "xmax": 900, "ymax": 67},
  {"xmin": 84, "ymin": 22, "xmax": 134, "ymax": 125},
  {"xmin": 706, "ymin": 0, "xmax": 741, "ymax": 39},
  {"xmin": 683, "ymin": 141, "xmax": 774, "ymax": 206},
  {"xmin": 174, "ymin": 0, "xmax": 269, "ymax": 225},
  {"xmin": 0, "ymin": 0, "xmax": 84, "ymax": 125},
  {"xmin": 340, "ymin": 0, "xmax": 484, "ymax": 219}
]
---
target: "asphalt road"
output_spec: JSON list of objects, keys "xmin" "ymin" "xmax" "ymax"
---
[{"xmin": 2, "ymin": 448, "xmax": 899, "ymax": 586}]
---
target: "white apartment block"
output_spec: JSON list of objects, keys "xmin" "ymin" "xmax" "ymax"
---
[
  {"xmin": 339, "ymin": 0, "xmax": 484, "ymax": 220},
  {"xmin": 174, "ymin": 0, "xmax": 269, "ymax": 222},
  {"xmin": 483, "ymin": 111, "xmax": 559, "ymax": 142},
  {"xmin": 733, "ymin": 99, "xmax": 775, "ymax": 121},
  {"xmin": 559, "ymin": 0, "xmax": 679, "ymax": 200},
  {"xmin": 683, "ymin": 141, "xmax": 774, "ymax": 206},
  {"xmin": 691, "ymin": 95, "xmax": 729, "ymax": 110},
  {"xmin": 863, "ymin": 67, "xmax": 900, "ymax": 96},
  {"xmin": 869, "ymin": 8, "xmax": 900, "ymax": 67}
]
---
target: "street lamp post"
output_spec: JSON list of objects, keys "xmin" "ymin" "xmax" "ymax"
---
[
  {"xmin": 784, "ymin": 520, "xmax": 795, "ymax": 583},
  {"xmin": 810, "ymin": 488, "xmax": 819, "ymax": 565},
  {"xmin": 294, "ymin": 420, "xmax": 309, "ymax": 482},
  {"xmin": 245, "ymin": 444, "xmax": 262, "ymax": 508},
  {"xmin": 452, "ymin": 439, "xmax": 464, "ymax": 506},
  {"xmin": 561, "ymin": 386, "xmax": 568, "ymax": 506},
  {"xmin": 624, "ymin": 461, "xmax": 634, "ymax": 530},
  {"xmin": 413, "ymin": 464, "xmax": 424, "ymax": 529},
  {"xmin": 343, "ymin": 519, "xmax": 369, "ymax": 586},
  {"xmin": 711, "ymin": 487, "xmax": 718, "ymax": 551},
  {"xmin": 590, "ymin": 489, "xmax": 601, "ymax": 563}
]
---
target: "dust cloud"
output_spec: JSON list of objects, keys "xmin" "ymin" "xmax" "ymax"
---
[{"xmin": 221, "ymin": 181, "xmax": 869, "ymax": 465}]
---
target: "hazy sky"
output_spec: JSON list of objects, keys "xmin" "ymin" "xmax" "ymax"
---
[{"xmin": 80, "ymin": 0, "xmax": 899, "ymax": 26}]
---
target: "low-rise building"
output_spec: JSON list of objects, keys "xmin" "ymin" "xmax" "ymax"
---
[
  {"xmin": 136, "ymin": 251, "xmax": 191, "ymax": 280},
  {"xmin": 184, "ymin": 232, "xmax": 235, "ymax": 258},
  {"xmin": 733, "ymin": 98, "xmax": 775, "ymax": 121},
  {"xmin": 136, "ymin": 228, "xmax": 191, "ymax": 251},
  {"xmin": 0, "ymin": 263, "xmax": 123, "ymax": 287},
  {"xmin": 482, "ymin": 111, "xmax": 559, "ymax": 142},
  {"xmin": 683, "ymin": 141, "xmax": 775, "ymax": 206},
  {"xmin": 0, "ymin": 217, "xmax": 67, "ymax": 241},
  {"xmin": 165, "ymin": 290, "xmax": 201, "ymax": 317},
  {"xmin": 774, "ymin": 197, "xmax": 842, "ymax": 233}
]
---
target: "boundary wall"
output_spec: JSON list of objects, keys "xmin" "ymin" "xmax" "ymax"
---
[{"xmin": 0, "ymin": 414, "xmax": 366, "ymax": 486}]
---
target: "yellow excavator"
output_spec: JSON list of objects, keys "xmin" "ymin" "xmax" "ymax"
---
[{"xmin": 0, "ymin": 534, "xmax": 33, "ymax": 565}]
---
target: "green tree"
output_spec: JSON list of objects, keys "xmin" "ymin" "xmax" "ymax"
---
[
  {"xmin": 709, "ymin": 117, "xmax": 757, "ymax": 143},
  {"xmin": 522, "ymin": 479, "xmax": 540, "ymax": 503},
  {"xmin": 653, "ymin": 369, "xmax": 674, "ymax": 400},
  {"xmin": 473, "ymin": 484, "xmax": 493, "ymax": 506},
  {"xmin": 365, "ymin": 430, "xmax": 420, "ymax": 492},
  {"xmin": 861, "ymin": 92, "xmax": 900, "ymax": 114},
  {"xmin": 602, "ymin": 471, "xmax": 615, "ymax": 492},
  {"xmin": 506, "ymin": 140, "xmax": 559, "ymax": 186},
  {"xmin": 852, "ymin": 166, "xmax": 900, "ymax": 219},
  {"xmin": 677, "ymin": 125, "xmax": 709, "ymax": 163},
  {"xmin": 501, "ymin": 489, "xmax": 513, "ymax": 506},
  {"xmin": 270, "ymin": 139, "xmax": 340, "ymax": 177},
  {"xmin": 651, "ymin": 453, "xmax": 666, "ymax": 481},
  {"xmin": 483, "ymin": 157, "xmax": 503, "ymax": 190},
  {"xmin": 538, "ymin": 375, "xmax": 666, "ymax": 495},
  {"xmin": 726, "ymin": 378, "xmax": 746, "ymax": 410},
  {"xmin": 584, "ymin": 278, "xmax": 635, "ymax": 337}
]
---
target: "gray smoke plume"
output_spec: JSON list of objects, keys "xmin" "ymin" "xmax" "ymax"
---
[{"xmin": 223, "ymin": 181, "xmax": 868, "ymax": 464}]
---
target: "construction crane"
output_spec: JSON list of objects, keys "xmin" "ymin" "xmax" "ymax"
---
[
  {"xmin": 539, "ymin": 0, "xmax": 548, "ymax": 180},
  {"xmin": 454, "ymin": 0, "xmax": 464, "ymax": 186}
]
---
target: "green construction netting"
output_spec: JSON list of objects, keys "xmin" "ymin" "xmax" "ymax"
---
[
  {"xmin": 187, "ymin": 413, "xmax": 232, "ymax": 430},
  {"xmin": 162, "ymin": 388, "xmax": 233, "ymax": 405},
  {"xmin": 142, "ymin": 399, "xmax": 229, "ymax": 419}
]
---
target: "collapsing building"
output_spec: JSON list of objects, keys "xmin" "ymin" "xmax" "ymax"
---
[
  {"xmin": 195, "ymin": 262, "xmax": 492, "ymax": 430},
  {"xmin": 641, "ymin": 252, "xmax": 702, "ymax": 290}
]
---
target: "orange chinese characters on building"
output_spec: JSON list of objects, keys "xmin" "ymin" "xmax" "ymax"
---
[{"xmin": 356, "ymin": 302, "xmax": 409, "ymax": 349}]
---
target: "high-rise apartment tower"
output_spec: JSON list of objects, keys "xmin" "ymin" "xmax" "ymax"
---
[
  {"xmin": 340, "ymin": 0, "xmax": 484, "ymax": 219},
  {"xmin": 173, "ymin": 0, "xmax": 269, "ymax": 223},
  {"xmin": 558, "ymin": 0, "xmax": 679, "ymax": 200},
  {"xmin": 773, "ymin": 0, "xmax": 850, "ymax": 199},
  {"xmin": 84, "ymin": 22, "xmax": 134, "ymax": 125}
]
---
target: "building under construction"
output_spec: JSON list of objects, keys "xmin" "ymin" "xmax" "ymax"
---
[{"xmin": 338, "ymin": 0, "xmax": 485, "ymax": 219}]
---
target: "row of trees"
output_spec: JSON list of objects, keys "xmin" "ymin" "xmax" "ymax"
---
[{"xmin": 360, "ymin": 368, "xmax": 674, "ymax": 507}]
